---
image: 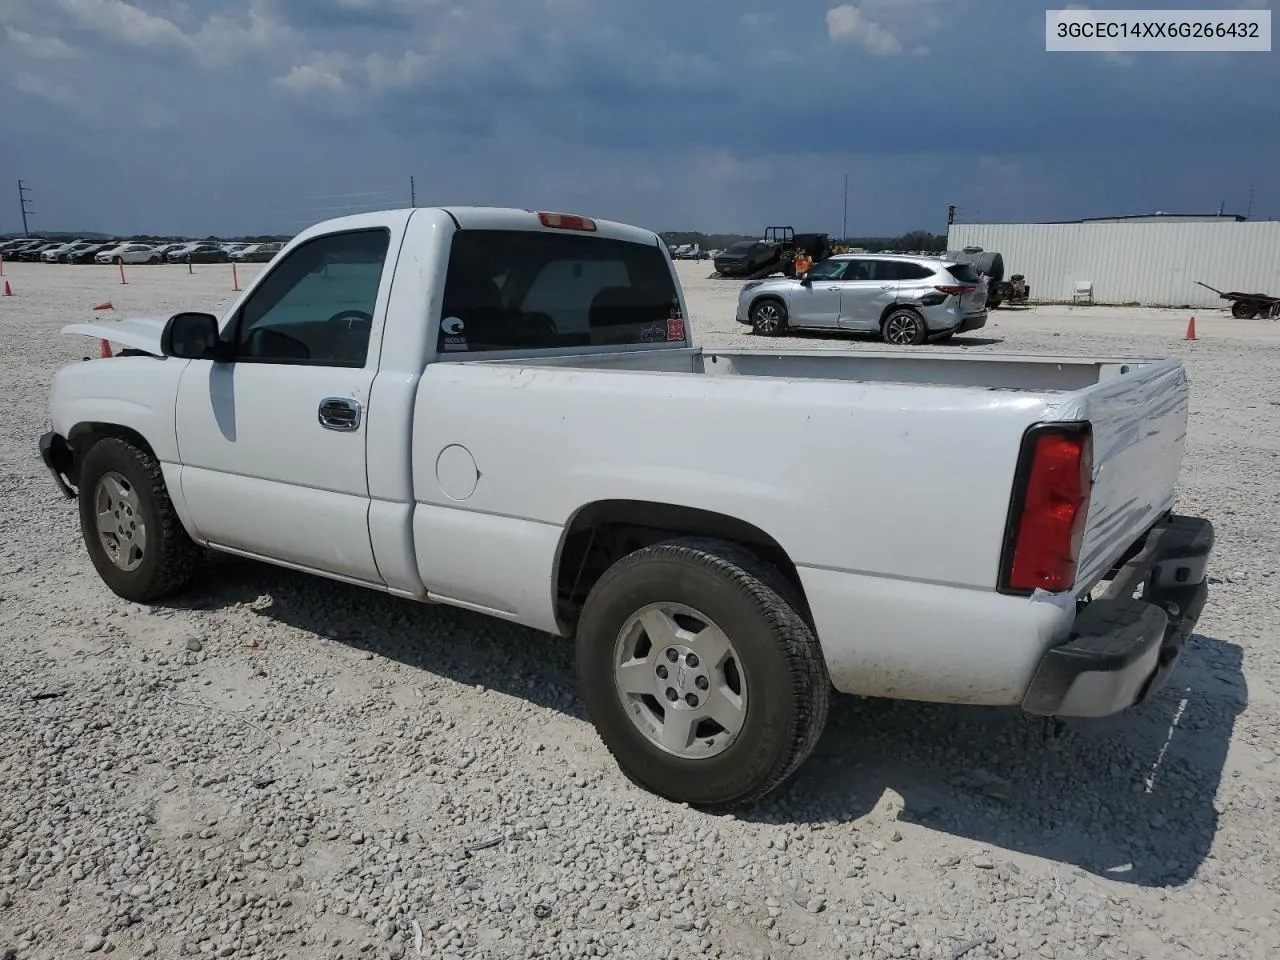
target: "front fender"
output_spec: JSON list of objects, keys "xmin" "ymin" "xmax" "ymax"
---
[{"xmin": 50, "ymin": 356, "xmax": 190, "ymax": 462}]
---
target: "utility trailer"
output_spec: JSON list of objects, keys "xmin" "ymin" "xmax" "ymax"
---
[{"xmin": 1195, "ymin": 281, "xmax": 1280, "ymax": 320}]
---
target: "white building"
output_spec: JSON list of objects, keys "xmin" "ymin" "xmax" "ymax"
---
[{"xmin": 947, "ymin": 214, "xmax": 1280, "ymax": 309}]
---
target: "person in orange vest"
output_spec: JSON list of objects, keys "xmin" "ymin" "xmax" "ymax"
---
[{"xmin": 793, "ymin": 248, "xmax": 812, "ymax": 277}]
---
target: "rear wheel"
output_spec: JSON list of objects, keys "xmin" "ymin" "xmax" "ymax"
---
[
  {"xmin": 77, "ymin": 438, "xmax": 199, "ymax": 603},
  {"xmin": 1232, "ymin": 300, "xmax": 1258, "ymax": 319},
  {"xmin": 750, "ymin": 299, "xmax": 788, "ymax": 336},
  {"xmin": 882, "ymin": 308, "xmax": 927, "ymax": 345},
  {"xmin": 575, "ymin": 538, "xmax": 830, "ymax": 812}
]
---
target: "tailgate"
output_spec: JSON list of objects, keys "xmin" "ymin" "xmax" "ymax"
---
[
  {"xmin": 1059, "ymin": 359, "xmax": 1190, "ymax": 593},
  {"xmin": 960, "ymin": 279, "xmax": 988, "ymax": 313}
]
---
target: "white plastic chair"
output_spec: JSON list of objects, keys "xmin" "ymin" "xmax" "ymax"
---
[{"xmin": 1072, "ymin": 281, "xmax": 1094, "ymax": 305}]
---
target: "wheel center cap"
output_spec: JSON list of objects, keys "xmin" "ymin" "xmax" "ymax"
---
[{"xmin": 656, "ymin": 645, "xmax": 710, "ymax": 711}]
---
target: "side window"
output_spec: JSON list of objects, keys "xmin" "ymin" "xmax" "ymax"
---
[
  {"xmin": 807, "ymin": 259, "xmax": 848, "ymax": 281},
  {"xmin": 845, "ymin": 259, "xmax": 876, "ymax": 282},
  {"xmin": 234, "ymin": 229, "xmax": 389, "ymax": 368},
  {"xmin": 881, "ymin": 261, "xmax": 934, "ymax": 281}
]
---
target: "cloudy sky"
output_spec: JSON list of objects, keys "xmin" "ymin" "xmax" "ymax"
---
[{"xmin": 0, "ymin": 0, "xmax": 1276, "ymax": 238}]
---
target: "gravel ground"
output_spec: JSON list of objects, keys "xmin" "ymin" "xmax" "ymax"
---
[{"xmin": 1, "ymin": 257, "xmax": 1277, "ymax": 960}]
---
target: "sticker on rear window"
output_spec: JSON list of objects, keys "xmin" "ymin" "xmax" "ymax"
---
[
  {"xmin": 441, "ymin": 315, "xmax": 467, "ymax": 351},
  {"xmin": 667, "ymin": 318, "xmax": 686, "ymax": 341}
]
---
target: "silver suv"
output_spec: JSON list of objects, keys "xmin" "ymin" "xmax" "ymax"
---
[{"xmin": 735, "ymin": 254, "xmax": 989, "ymax": 345}]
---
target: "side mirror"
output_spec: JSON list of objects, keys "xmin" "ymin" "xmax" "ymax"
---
[
  {"xmin": 160, "ymin": 312, "xmax": 226, "ymax": 360},
  {"xmin": 798, "ymin": 272, "xmax": 811, "ymax": 284}
]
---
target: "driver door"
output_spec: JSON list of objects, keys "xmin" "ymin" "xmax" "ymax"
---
[
  {"xmin": 173, "ymin": 226, "xmax": 397, "ymax": 584},
  {"xmin": 788, "ymin": 259, "xmax": 849, "ymax": 329}
]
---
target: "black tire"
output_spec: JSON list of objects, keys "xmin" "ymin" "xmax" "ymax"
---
[
  {"xmin": 149, "ymin": 256, "xmax": 161, "ymax": 264},
  {"xmin": 575, "ymin": 537, "xmax": 830, "ymax": 812},
  {"xmin": 1231, "ymin": 300, "xmax": 1257, "ymax": 320},
  {"xmin": 77, "ymin": 438, "xmax": 199, "ymax": 603},
  {"xmin": 750, "ymin": 298, "xmax": 788, "ymax": 336},
  {"xmin": 882, "ymin": 307, "xmax": 927, "ymax": 345}
]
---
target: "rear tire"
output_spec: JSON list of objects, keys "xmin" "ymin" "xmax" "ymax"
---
[
  {"xmin": 882, "ymin": 307, "xmax": 927, "ymax": 345},
  {"xmin": 575, "ymin": 537, "xmax": 830, "ymax": 812},
  {"xmin": 750, "ymin": 298, "xmax": 788, "ymax": 336},
  {"xmin": 1232, "ymin": 300, "xmax": 1258, "ymax": 319},
  {"xmin": 77, "ymin": 438, "xmax": 199, "ymax": 603}
]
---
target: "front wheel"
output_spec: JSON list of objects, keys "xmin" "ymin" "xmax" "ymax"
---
[
  {"xmin": 1231, "ymin": 300, "xmax": 1257, "ymax": 320},
  {"xmin": 882, "ymin": 308, "xmax": 927, "ymax": 345},
  {"xmin": 575, "ymin": 537, "xmax": 830, "ymax": 812},
  {"xmin": 77, "ymin": 438, "xmax": 199, "ymax": 603},
  {"xmin": 749, "ymin": 299, "xmax": 788, "ymax": 336}
]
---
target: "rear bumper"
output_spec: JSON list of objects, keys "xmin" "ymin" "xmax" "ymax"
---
[
  {"xmin": 1022, "ymin": 514, "xmax": 1214, "ymax": 718},
  {"xmin": 956, "ymin": 311, "xmax": 988, "ymax": 333},
  {"xmin": 39, "ymin": 430, "xmax": 77, "ymax": 499}
]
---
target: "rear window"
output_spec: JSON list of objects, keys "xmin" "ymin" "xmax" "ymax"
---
[
  {"xmin": 437, "ymin": 230, "xmax": 682, "ymax": 353},
  {"xmin": 946, "ymin": 263, "xmax": 983, "ymax": 283}
]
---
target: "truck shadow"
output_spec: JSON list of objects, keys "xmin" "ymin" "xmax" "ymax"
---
[
  {"xmin": 169, "ymin": 555, "xmax": 1242, "ymax": 890},
  {"xmin": 764, "ymin": 631, "xmax": 1245, "ymax": 889}
]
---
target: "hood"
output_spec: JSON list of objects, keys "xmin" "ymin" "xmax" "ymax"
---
[{"xmin": 62, "ymin": 316, "xmax": 168, "ymax": 355}]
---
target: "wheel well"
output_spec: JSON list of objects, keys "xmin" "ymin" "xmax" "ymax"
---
[
  {"xmin": 879, "ymin": 303, "xmax": 918, "ymax": 328},
  {"xmin": 65, "ymin": 423, "xmax": 157, "ymax": 487},
  {"xmin": 553, "ymin": 500, "xmax": 811, "ymax": 634},
  {"xmin": 749, "ymin": 294, "xmax": 785, "ymax": 316}
]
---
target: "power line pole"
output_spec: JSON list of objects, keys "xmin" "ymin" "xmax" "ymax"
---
[
  {"xmin": 17, "ymin": 180, "xmax": 34, "ymax": 237},
  {"xmin": 1246, "ymin": 185, "xmax": 1254, "ymax": 220},
  {"xmin": 841, "ymin": 173, "xmax": 848, "ymax": 243},
  {"xmin": 409, "ymin": 176, "xmax": 416, "ymax": 208}
]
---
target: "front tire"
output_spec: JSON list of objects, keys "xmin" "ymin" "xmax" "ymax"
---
[
  {"xmin": 575, "ymin": 537, "xmax": 830, "ymax": 812},
  {"xmin": 882, "ymin": 308, "xmax": 927, "ymax": 345},
  {"xmin": 77, "ymin": 438, "xmax": 199, "ymax": 603},
  {"xmin": 750, "ymin": 298, "xmax": 788, "ymax": 336}
]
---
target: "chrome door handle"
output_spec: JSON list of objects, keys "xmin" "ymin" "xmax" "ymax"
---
[
  {"xmin": 825, "ymin": 286, "xmax": 841, "ymax": 291},
  {"xmin": 880, "ymin": 285, "xmax": 895, "ymax": 290},
  {"xmin": 318, "ymin": 397, "xmax": 362, "ymax": 431}
]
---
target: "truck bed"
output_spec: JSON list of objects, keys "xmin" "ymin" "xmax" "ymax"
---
[
  {"xmin": 495, "ymin": 345, "xmax": 1160, "ymax": 393},
  {"xmin": 448, "ymin": 344, "xmax": 1189, "ymax": 602}
]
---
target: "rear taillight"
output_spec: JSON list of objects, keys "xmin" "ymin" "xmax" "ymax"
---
[
  {"xmin": 935, "ymin": 285, "xmax": 975, "ymax": 296},
  {"xmin": 538, "ymin": 211, "xmax": 597, "ymax": 232},
  {"xmin": 999, "ymin": 423, "xmax": 1093, "ymax": 594}
]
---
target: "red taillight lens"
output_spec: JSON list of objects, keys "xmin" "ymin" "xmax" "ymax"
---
[
  {"xmin": 935, "ymin": 285, "xmax": 974, "ymax": 296},
  {"xmin": 538, "ymin": 212, "xmax": 597, "ymax": 232},
  {"xmin": 1001, "ymin": 425, "xmax": 1093, "ymax": 593}
]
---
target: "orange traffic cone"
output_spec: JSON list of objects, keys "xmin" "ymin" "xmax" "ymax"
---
[
  {"xmin": 1184, "ymin": 316, "xmax": 1197, "ymax": 341},
  {"xmin": 2, "ymin": 280, "xmax": 11, "ymax": 297},
  {"xmin": 92, "ymin": 301, "xmax": 113, "ymax": 311},
  {"xmin": 98, "ymin": 339, "xmax": 113, "ymax": 358}
]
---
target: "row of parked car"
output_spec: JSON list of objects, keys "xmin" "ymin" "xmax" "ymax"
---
[{"xmin": 0, "ymin": 237, "xmax": 284, "ymax": 265}]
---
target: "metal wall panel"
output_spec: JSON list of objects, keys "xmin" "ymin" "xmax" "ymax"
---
[{"xmin": 946, "ymin": 221, "xmax": 1280, "ymax": 308}]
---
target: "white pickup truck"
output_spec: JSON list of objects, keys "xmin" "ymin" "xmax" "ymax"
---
[{"xmin": 39, "ymin": 206, "xmax": 1214, "ymax": 811}]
